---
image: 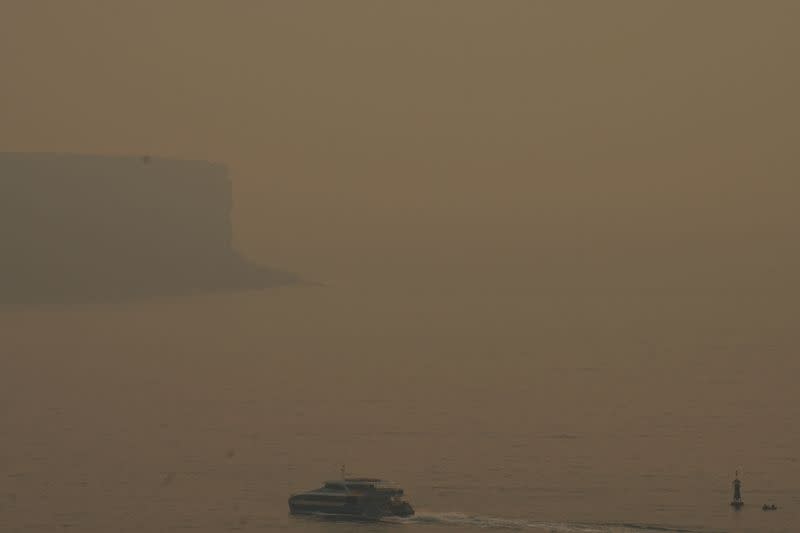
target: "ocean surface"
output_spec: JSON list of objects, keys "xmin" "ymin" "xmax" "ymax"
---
[{"xmin": 1, "ymin": 270, "xmax": 798, "ymax": 533}]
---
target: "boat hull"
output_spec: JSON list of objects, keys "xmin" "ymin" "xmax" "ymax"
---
[
  {"xmin": 289, "ymin": 477, "xmax": 415, "ymax": 520},
  {"xmin": 289, "ymin": 496, "xmax": 414, "ymax": 520}
]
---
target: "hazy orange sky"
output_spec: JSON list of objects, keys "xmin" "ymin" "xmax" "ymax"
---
[
  {"xmin": 2, "ymin": 1, "xmax": 798, "ymax": 293},
  {"xmin": 2, "ymin": 8, "xmax": 800, "ymax": 532}
]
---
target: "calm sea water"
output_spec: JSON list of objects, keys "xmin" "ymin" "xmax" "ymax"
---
[{"xmin": 2, "ymin": 274, "xmax": 798, "ymax": 533}]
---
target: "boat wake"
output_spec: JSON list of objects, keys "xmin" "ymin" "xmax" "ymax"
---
[
  {"xmin": 386, "ymin": 512, "xmax": 602, "ymax": 531},
  {"xmin": 385, "ymin": 512, "xmax": 702, "ymax": 533}
]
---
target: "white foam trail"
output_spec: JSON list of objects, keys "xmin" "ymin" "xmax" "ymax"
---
[
  {"xmin": 387, "ymin": 511, "xmax": 605, "ymax": 532},
  {"xmin": 385, "ymin": 512, "xmax": 700, "ymax": 533}
]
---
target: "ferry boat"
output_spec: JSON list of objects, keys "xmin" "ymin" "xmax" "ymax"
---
[{"xmin": 289, "ymin": 468, "xmax": 414, "ymax": 520}]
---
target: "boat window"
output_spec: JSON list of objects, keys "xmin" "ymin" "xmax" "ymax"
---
[{"xmin": 307, "ymin": 494, "xmax": 341, "ymax": 501}]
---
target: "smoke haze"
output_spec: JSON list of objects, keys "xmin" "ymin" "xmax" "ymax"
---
[{"xmin": 1, "ymin": 2, "xmax": 798, "ymax": 532}]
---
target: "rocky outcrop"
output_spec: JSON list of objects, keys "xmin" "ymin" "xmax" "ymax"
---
[{"xmin": 0, "ymin": 153, "xmax": 295, "ymax": 304}]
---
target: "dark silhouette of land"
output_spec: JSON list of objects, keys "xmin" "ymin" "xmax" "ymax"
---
[{"xmin": 0, "ymin": 152, "xmax": 297, "ymax": 304}]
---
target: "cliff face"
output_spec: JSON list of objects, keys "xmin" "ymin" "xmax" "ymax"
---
[{"xmin": 0, "ymin": 153, "xmax": 294, "ymax": 304}]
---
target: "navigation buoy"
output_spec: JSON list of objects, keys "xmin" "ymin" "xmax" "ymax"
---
[{"xmin": 730, "ymin": 471, "xmax": 744, "ymax": 509}]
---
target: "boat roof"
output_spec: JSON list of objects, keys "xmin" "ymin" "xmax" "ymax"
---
[
  {"xmin": 325, "ymin": 478, "xmax": 397, "ymax": 487},
  {"xmin": 291, "ymin": 478, "xmax": 405, "ymax": 497},
  {"xmin": 324, "ymin": 478, "xmax": 399, "ymax": 484},
  {"xmin": 320, "ymin": 478, "xmax": 402, "ymax": 490}
]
